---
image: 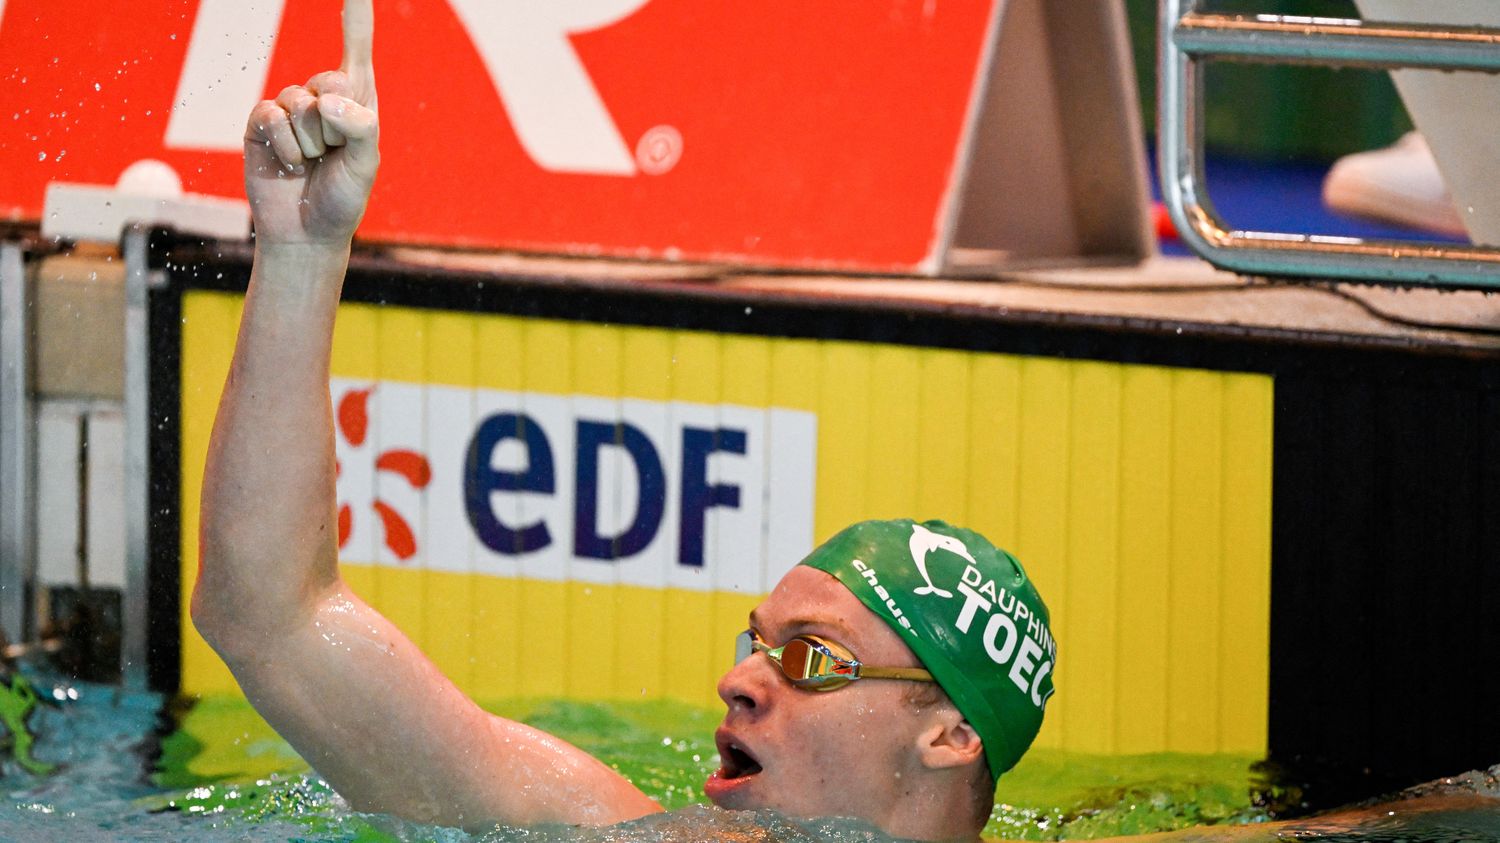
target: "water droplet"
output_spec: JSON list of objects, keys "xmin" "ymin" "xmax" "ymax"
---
[
  {"xmin": 93, "ymin": 82, "xmax": 100, "ymax": 91},
  {"xmin": 37, "ymin": 151, "xmax": 46, "ymax": 161}
]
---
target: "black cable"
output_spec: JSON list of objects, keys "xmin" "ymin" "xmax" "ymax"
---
[
  {"xmin": 993, "ymin": 277, "xmax": 1260, "ymax": 294},
  {"xmin": 1321, "ymin": 285, "xmax": 1500, "ymax": 338},
  {"xmin": 989, "ymin": 274, "xmax": 1500, "ymax": 339}
]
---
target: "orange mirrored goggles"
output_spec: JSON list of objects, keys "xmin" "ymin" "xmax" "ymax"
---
[{"xmin": 734, "ymin": 630, "xmax": 935, "ymax": 691}]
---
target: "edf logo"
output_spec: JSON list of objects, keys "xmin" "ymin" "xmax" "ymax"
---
[
  {"xmin": 333, "ymin": 379, "xmax": 817, "ymax": 592},
  {"xmin": 168, "ymin": 0, "xmax": 660, "ymax": 175},
  {"xmin": 465, "ymin": 412, "xmax": 743, "ymax": 566}
]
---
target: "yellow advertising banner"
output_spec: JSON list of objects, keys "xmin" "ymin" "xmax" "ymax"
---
[{"xmin": 178, "ymin": 290, "xmax": 1273, "ymax": 756}]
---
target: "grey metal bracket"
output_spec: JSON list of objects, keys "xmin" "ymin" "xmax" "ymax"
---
[
  {"xmin": 0, "ymin": 242, "xmax": 34, "ymax": 648},
  {"xmin": 121, "ymin": 226, "xmax": 167, "ymax": 691},
  {"xmin": 1159, "ymin": 2, "xmax": 1500, "ymax": 289}
]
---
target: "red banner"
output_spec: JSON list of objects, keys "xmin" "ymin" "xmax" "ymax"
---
[{"xmin": 1, "ymin": 0, "xmax": 998, "ymax": 271}]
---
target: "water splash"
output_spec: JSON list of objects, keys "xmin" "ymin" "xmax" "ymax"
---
[{"xmin": 1, "ymin": 667, "xmax": 1497, "ymax": 841}]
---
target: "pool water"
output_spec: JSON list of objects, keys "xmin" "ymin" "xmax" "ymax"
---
[{"xmin": 1, "ymin": 668, "xmax": 1497, "ymax": 842}]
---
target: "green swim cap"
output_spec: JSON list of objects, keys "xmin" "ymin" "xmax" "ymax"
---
[{"xmin": 799, "ymin": 519, "xmax": 1055, "ymax": 781}]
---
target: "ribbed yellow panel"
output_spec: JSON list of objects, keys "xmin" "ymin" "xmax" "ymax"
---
[
  {"xmin": 916, "ymin": 349, "xmax": 971, "ymax": 524},
  {"xmin": 1219, "ymin": 375, "xmax": 1274, "ymax": 752},
  {"xmin": 1168, "ymin": 370, "xmax": 1223, "ymax": 752},
  {"xmin": 769, "ymin": 339, "xmax": 821, "ymax": 413},
  {"xmin": 866, "ymin": 345, "xmax": 919, "ymax": 519},
  {"xmin": 424, "ymin": 310, "xmax": 476, "ymax": 691},
  {"xmin": 179, "ymin": 296, "xmax": 1274, "ymax": 755},
  {"xmin": 721, "ymin": 335, "xmax": 769, "ymax": 408},
  {"xmin": 1115, "ymin": 366, "xmax": 1174, "ymax": 753},
  {"xmin": 966, "ymin": 355, "xmax": 1022, "ymax": 543},
  {"xmin": 1013, "ymin": 359, "xmax": 1073, "ymax": 747},
  {"xmin": 1058, "ymin": 361, "xmax": 1122, "ymax": 753},
  {"xmin": 816, "ymin": 343, "xmax": 871, "ymax": 536},
  {"xmin": 178, "ymin": 292, "xmax": 242, "ymax": 695}
]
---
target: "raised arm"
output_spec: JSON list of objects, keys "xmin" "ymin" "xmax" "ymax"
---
[{"xmin": 191, "ymin": 0, "xmax": 660, "ymax": 828}]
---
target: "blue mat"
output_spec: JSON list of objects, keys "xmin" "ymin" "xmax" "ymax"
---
[{"xmin": 1146, "ymin": 147, "xmax": 1466, "ymax": 257}]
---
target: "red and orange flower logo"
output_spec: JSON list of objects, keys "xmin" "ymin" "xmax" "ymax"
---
[{"xmin": 334, "ymin": 387, "xmax": 432, "ymax": 561}]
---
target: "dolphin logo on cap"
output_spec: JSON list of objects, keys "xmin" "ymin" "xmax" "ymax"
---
[{"xmin": 908, "ymin": 523, "xmax": 974, "ymax": 598}]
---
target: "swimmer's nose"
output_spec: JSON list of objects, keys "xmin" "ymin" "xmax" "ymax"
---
[{"xmin": 717, "ymin": 650, "xmax": 774, "ymax": 714}]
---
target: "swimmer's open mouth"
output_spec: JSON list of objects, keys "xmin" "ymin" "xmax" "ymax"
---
[{"xmin": 719, "ymin": 741, "xmax": 763, "ymax": 779}]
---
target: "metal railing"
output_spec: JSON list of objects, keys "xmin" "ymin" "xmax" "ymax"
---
[
  {"xmin": 121, "ymin": 228, "xmax": 156, "ymax": 691},
  {"xmin": 0, "ymin": 230, "xmax": 157, "ymax": 689},
  {"xmin": 1159, "ymin": 2, "xmax": 1500, "ymax": 289},
  {"xmin": 0, "ymin": 241, "xmax": 34, "ymax": 649}
]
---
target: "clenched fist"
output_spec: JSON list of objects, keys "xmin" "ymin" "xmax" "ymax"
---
[{"xmin": 244, "ymin": 0, "xmax": 378, "ymax": 247}]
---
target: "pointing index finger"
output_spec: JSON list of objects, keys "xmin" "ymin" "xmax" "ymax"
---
[{"xmin": 341, "ymin": 0, "xmax": 376, "ymax": 107}]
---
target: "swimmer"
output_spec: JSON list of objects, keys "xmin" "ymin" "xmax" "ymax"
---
[{"xmin": 192, "ymin": 1, "xmax": 1053, "ymax": 839}]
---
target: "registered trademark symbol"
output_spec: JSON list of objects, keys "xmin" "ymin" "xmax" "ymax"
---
[{"xmin": 636, "ymin": 125, "xmax": 683, "ymax": 175}]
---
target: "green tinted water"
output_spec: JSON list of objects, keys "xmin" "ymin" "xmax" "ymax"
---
[
  {"xmin": 156, "ymin": 693, "xmax": 1268, "ymax": 841},
  {"xmin": 7, "ymin": 673, "xmax": 1500, "ymax": 841}
]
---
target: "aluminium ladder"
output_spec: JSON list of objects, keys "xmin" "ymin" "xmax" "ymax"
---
[{"xmin": 1159, "ymin": 1, "xmax": 1500, "ymax": 289}]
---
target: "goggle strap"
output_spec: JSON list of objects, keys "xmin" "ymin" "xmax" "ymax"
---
[{"xmin": 856, "ymin": 665, "xmax": 936, "ymax": 683}]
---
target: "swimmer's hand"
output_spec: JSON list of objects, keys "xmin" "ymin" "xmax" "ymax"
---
[{"xmin": 243, "ymin": 0, "xmax": 378, "ymax": 247}]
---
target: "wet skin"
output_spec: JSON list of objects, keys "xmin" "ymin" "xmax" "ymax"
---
[{"xmin": 707, "ymin": 567, "xmax": 949, "ymax": 827}]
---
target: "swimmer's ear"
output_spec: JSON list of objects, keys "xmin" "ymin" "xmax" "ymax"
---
[{"xmin": 915, "ymin": 715, "xmax": 985, "ymax": 771}]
